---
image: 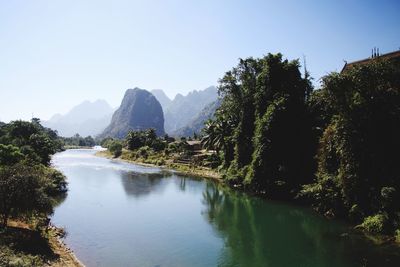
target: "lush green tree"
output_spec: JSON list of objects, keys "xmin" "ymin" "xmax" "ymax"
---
[
  {"xmin": 201, "ymin": 113, "xmax": 234, "ymax": 159},
  {"xmin": 61, "ymin": 134, "xmax": 96, "ymax": 147},
  {"xmin": 218, "ymin": 58, "xmax": 258, "ymax": 169},
  {"xmin": 144, "ymin": 128, "xmax": 157, "ymax": 142},
  {"xmin": 100, "ymin": 137, "xmax": 114, "ymax": 148},
  {"xmin": 0, "ymin": 163, "xmax": 52, "ymax": 228},
  {"xmin": 125, "ymin": 129, "xmax": 166, "ymax": 152},
  {"xmin": 126, "ymin": 131, "xmax": 146, "ymax": 150},
  {"xmin": 108, "ymin": 140, "xmax": 123, "ymax": 157},
  {"xmin": 0, "ymin": 120, "xmax": 67, "ymax": 230},
  {"xmin": 302, "ymin": 58, "xmax": 400, "ymax": 233},
  {"xmin": 0, "ymin": 144, "xmax": 24, "ymax": 166},
  {"xmin": 0, "ymin": 119, "xmax": 62, "ymax": 165},
  {"xmin": 210, "ymin": 53, "xmax": 313, "ymax": 195}
]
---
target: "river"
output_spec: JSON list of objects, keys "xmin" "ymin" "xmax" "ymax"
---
[{"xmin": 51, "ymin": 149, "xmax": 399, "ymax": 267}]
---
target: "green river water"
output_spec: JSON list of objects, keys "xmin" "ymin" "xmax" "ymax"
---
[{"xmin": 51, "ymin": 149, "xmax": 400, "ymax": 267}]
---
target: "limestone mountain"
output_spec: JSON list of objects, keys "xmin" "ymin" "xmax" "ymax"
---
[
  {"xmin": 151, "ymin": 86, "xmax": 218, "ymax": 134},
  {"xmin": 101, "ymin": 88, "xmax": 165, "ymax": 138},
  {"xmin": 43, "ymin": 99, "xmax": 113, "ymax": 137},
  {"xmin": 172, "ymin": 99, "xmax": 221, "ymax": 137}
]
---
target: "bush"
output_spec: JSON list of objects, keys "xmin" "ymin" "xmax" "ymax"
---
[
  {"xmin": 44, "ymin": 168, "xmax": 68, "ymax": 196},
  {"xmin": 108, "ymin": 141, "xmax": 122, "ymax": 157},
  {"xmin": 395, "ymin": 229, "xmax": 400, "ymax": 243},
  {"xmin": 0, "ymin": 246, "xmax": 44, "ymax": 267},
  {"xmin": 136, "ymin": 146, "xmax": 150, "ymax": 159},
  {"xmin": 206, "ymin": 153, "xmax": 221, "ymax": 169},
  {"xmin": 157, "ymin": 159, "xmax": 166, "ymax": 166},
  {"xmin": 359, "ymin": 213, "xmax": 388, "ymax": 234},
  {"xmin": 0, "ymin": 163, "xmax": 54, "ymax": 228},
  {"xmin": 100, "ymin": 137, "xmax": 114, "ymax": 148}
]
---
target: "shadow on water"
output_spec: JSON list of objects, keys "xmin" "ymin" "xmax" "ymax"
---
[{"xmin": 201, "ymin": 182, "xmax": 400, "ymax": 267}]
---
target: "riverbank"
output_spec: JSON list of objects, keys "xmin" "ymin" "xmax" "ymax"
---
[
  {"xmin": 0, "ymin": 220, "xmax": 84, "ymax": 267},
  {"xmin": 95, "ymin": 149, "xmax": 222, "ymax": 181}
]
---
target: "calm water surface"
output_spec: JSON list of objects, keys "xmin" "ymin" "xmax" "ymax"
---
[{"xmin": 51, "ymin": 149, "xmax": 400, "ymax": 267}]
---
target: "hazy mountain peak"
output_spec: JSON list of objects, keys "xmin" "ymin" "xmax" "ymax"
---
[
  {"xmin": 173, "ymin": 93, "xmax": 185, "ymax": 101},
  {"xmin": 151, "ymin": 89, "xmax": 172, "ymax": 111},
  {"xmin": 163, "ymin": 86, "xmax": 218, "ymax": 134},
  {"xmin": 43, "ymin": 99, "xmax": 114, "ymax": 137},
  {"xmin": 48, "ymin": 113, "xmax": 62, "ymax": 122}
]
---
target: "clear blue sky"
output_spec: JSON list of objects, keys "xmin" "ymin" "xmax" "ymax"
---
[{"xmin": 1, "ymin": 0, "xmax": 399, "ymax": 122}]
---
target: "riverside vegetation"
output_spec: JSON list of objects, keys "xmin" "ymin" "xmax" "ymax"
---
[
  {"xmin": 101, "ymin": 53, "xmax": 400, "ymax": 241},
  {"xmin": 99, "ymin": 129, "xmax": 221, "ymax": 179},
  {"xmin": 0, "ymin": 119, "xmax": 81, "ymax": 266}
]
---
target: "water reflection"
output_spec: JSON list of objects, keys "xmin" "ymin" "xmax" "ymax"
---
[
  {"xmin": 120, "ymin": 171, "xmax": 171, "ymax": 198},
  {"xmin": 201, "ymin": 182, "xmax": 400, "ymax": 267},
  {"xmin": 51, "ymin": 150, "xmax": 400, "ymax": 267}
]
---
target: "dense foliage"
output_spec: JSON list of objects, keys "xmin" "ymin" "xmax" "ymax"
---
[
  {"xmin": 102, "ymin": 129, "xmax": 178, "ymax": 157},
  {"xmin": 99, "ymin": 129, "xmax": 220, "ymax": 169},
  {"xmin": 61, "ymin": 134, "xmax": 96, "ymax": 147},
  {"xmin": 302, "ymin": 59, "xmax": 400, "ymax": 234},
  {"xmin": 204, "ymin": 53, "xmax": 400, "ymax": 236},
  {"xmin": 0, "ymin": 119, "xmax": 62, "ymax": 165},
  {"xmin": 204, "ymin": 54, "xmax": 314, "ymax": 198},
  {"xmin": 0, "ymin": 119, "xmax": 67, "ymax": 228}
]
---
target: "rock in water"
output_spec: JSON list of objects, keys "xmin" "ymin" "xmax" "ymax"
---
[{"xmin": 101, "ymin": 88, "xmax": 165, "ymax": 138}]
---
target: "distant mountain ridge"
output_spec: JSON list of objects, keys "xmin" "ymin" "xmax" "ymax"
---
[
  {"xmin": 100, "ymin": 88, "xmax": 165, "ymax": 138},
  {"xmin": 172, "ymin": 99, "xmax": 221, "ymax": 137},
  {"xmin": 152, "ymin": 86, "xmax": 218, "ymax": 134},
  {"xmin": 45, "ymin": 86, "xmax": 218, "ymax": 138},
  {"xmin": 43, "ymin": 99, "xmax": 114, "ymax": 137},
  {"xmin": 150, "ymin": 89, "xmax": 172, "ymax": 110}
]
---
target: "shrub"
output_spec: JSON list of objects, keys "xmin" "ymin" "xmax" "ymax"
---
[
  {"xmin": 359, "ymin": 213, "xmax": 388, "ymax": 234},
  {"xmin": 108, "ymin": 141, "xmax": 122, "ymax": 157},
  {"xmin": 395, "ymin": 229, "xmax": 400, "ymax": 243},
  {"xmin": 137, "ymin": 146, "xmax": 150, "ymax": 159}
]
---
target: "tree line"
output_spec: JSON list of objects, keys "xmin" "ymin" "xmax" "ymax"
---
[
  {"xmin": 0, "ymin": 119, "xmax": 67, "ymax": 228},
  {"xmin": 202, "ymin": 53, "xmax": 400, "ymax": 237},
  {"xmin": 61, "ymin": 133, "xmax": 96, "ymax": 148},
  {"xmin": 101, "ymin": 129, "xmax": 181, "ymax": 158}
]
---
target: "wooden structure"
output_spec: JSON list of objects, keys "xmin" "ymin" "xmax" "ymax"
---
[{"xmin": 342, "ymin": 49, "xmax": 400, "ymax": 73}]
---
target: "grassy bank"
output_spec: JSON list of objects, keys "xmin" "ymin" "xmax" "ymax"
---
[
  {"xmin": 96, "ymin": 149, "xmax": 221, "ymax": 181},
  {"xmin": 0, "ymin": 220, "xmax": 83, "ymax": 267}
]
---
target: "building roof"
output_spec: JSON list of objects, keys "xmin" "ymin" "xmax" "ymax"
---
[
  {"xmin": 186, "ymin": 140, "xmax": 202, "ymax": 146},
  {"xmin": 341, "ymin": 50, "xmax": 400, "ymax": 73}
]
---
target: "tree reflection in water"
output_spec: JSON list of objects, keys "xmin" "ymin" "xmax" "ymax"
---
[
  {"xmin": 201, "ymin": 182, "xmax": 400, "ymax": 267},
  {"xmin": 120, "ymin": 171, "xmax": 171, "ymax": 198}
]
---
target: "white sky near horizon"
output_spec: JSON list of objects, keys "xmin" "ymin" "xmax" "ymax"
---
[{"xmin": 0, "ymin": 0, "xmax": 399, "ymax": 122}]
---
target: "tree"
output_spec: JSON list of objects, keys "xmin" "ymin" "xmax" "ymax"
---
[
  {"xmin": 0, "ymin": 163, "xmax": 52, "ymax": 228},
  {"xmin": 144, "ymin": 128, "xmax": 157, "ymax": 143},
  {"xmin": 108, "ymin": 140, "xmax": 123, "ymax": 157},
  {"xmin": 0, "ymin": 120, "xmax": 62, "ymax": 165},
  {"xmin": 209, "ymin": 53, "xmax": 313, "ymax": 193},
  {"xmin": 126, "ymin": 131, "xmax": 145, "ymax": 150},
  {"xmin": 303, "ymin": 58, "xmax": 400, "ymax": 232},
  {"xmin": 0, "ymin": 120, "xmax": 67, "ymax": 229},
  {"xmin": 201, "ymin": 114, "xmax": 233, "ymax": 157},
  {"xmin": 0, "ymin": 144, "xmax": 24, "ymax": 166}
]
